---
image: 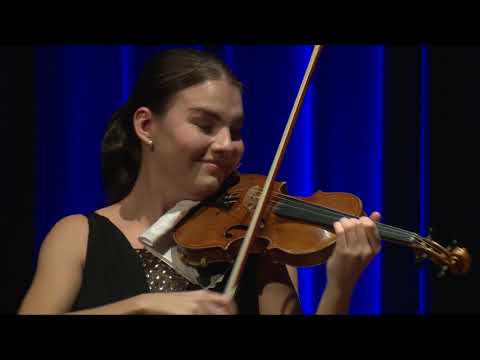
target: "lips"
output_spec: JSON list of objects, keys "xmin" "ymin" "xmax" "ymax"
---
[
  {"xmin": 200, "ymin": 160, "xmax": 230, "ymax": 177},
  {"xmin": 201, "ymin": 159, "xmax": 228, "ymax": 167},
  {"xmin": 204, "ymin": 162, "xmax": 221, "ymax": 171}
]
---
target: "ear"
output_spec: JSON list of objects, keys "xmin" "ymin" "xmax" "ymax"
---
[{"xmin": 133, "ymin": 107, "xmax": 155, "ymax": 146}]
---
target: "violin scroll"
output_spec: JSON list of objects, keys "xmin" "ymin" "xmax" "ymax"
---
[{"xmin": 412, "ymin": 232, "xmax": 471, "ymax": 277}]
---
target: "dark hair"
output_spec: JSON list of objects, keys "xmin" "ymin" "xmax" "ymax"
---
[{"xmin": 101, "ymin": 48, "xmax": 242, "ymax": 204}]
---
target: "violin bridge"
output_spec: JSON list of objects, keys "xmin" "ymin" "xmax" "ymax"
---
[{"xmin": 242, "ymin": 185, "xmax": 262, "ymax": 212}]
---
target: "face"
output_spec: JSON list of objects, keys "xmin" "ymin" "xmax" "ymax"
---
[{"xmin": 148, "ymin": 79, "xmax": 245, "ymax": 200}]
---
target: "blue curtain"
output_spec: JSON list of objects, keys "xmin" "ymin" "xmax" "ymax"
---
[{"xmin": 34, "ymin": 44, "xmax": 427, "ymax": 314}]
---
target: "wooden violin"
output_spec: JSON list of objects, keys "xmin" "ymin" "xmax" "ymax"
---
[{"xmin": 174, "ymin": 172, "xmax": 471, "ymax": 277}]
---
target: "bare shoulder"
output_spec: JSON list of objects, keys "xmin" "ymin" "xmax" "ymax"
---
[
  {"xmin": 52, "ymin": 214, "xmax": 88, "ymax": 231},
  {"xmin": 40, "ymin": 214, "xmax": 90, "ymax": 266},
  {"xmin": 46, "ymin": 214, "xmax": 89, "ymax": 243},
  {"xmin": 18, "ymin": 214, "xmax": 90, "ymax": 314}
]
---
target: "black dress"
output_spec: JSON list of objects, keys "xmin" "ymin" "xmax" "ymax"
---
[{"xmin": 72, "ymin": 213, "xmax": 259, "ymax": 314}]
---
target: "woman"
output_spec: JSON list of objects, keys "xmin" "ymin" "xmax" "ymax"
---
[{"xmin": 18, "ymin": 48, "xmax": 381, "ymax": 315}]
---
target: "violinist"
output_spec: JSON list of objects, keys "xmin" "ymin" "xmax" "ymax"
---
[{"xmin": 18, "ymin": 48, "xmax": 382, "ymax": 315}]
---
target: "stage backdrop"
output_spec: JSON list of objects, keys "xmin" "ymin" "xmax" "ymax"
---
[{"xmin": 29, "ymin": 44, "xmax": 441, "ymax": 314}]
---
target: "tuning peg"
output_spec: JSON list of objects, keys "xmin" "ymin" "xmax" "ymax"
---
[{"xmin": 437, "ymin": 265, "xmax": 449, "ymax": 278}]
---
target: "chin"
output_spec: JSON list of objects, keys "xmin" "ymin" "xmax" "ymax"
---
[{"xmin": 189, "ymin": 176, "xmax": 222, "ymax": 200}]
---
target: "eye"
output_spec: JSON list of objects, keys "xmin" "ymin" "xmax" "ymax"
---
[
  {"xmin": 196, "ymin": 123, "xmax": 215, "ymax": 134},
  {"xmin": 192, "ymin": 118, "xmax": 215, "ymax": 134}
]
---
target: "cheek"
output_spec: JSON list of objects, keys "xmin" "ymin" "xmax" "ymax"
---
[{"xmin": 174, "ymin": 131, "xmax": 212, "ymax": 160}]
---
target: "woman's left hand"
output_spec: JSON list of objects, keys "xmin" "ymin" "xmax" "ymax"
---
[{"xmin": 325, "ymin": 212, "xmax": 382, "ymax": 294}]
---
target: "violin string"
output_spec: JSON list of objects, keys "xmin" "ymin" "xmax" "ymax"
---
[
  {"xmin": 226, "ymin": 188, "xmax": 449, "ymax": 252},
  {"xmin": 255, "ymin": 195, "xmax": 437, "ymax": 249},
  {"xmin": 232, "ymin": 189, "xmax": 364, "ymax": 227},
  {"xmin": 410, "ymin": 235, "xmax": 448, "ymax": 256},
  {"xmin": 259, "ymin": 192, "xmax": 451, "ymax": 256},
  {"xmin": 224, "ymin": 189, "xmax": 450, "ymax": 258},
  {"xmin": 246, "ymin": 189, "xmax": 419, "ymax": 236},
  {"xmin": 241, "ymin": 189, "xmax": 421, "ymax": 243}
]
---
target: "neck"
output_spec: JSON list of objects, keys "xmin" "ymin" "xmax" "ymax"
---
[{"xmin": 118, "ymin": 163, "xmax": 181, "ymax": 227}]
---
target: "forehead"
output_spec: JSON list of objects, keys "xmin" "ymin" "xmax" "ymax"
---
[{"xmin": 172, "ymin": 80, "xmax": 243, "ymax": 116}]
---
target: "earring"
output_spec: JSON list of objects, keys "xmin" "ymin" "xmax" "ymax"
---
[{"xmin": 147, "ymin": 139, "xmax": 154, "ymax": 152}]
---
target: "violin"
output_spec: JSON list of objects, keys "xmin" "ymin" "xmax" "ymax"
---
[
  {"xmin": 175, "ymin": 45, "xmax": 471, "ymax": 298},
  {"xmin": 174, "ymin": 172, "xmax": 471, "ymax": 276}
]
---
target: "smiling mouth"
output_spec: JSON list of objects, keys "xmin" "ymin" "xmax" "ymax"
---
[
  {"xmin": 201, "ymin": 160, "xmax": 220, "ymax": 169},
  {"xmin": 200, "ymin": 161, "xmax": 228, "ymax": 177}
]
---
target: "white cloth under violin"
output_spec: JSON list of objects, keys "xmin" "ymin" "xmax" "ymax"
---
[{"xmin": 138, "ymin": 200, "xmax": 225, "ymax": 289}]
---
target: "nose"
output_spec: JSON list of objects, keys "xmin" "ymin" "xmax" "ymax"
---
[
  {"xmin": 212, "ymin": 127, "xmax": 233, "ymax": 148},
  {"xmin": 211, "ymin": 127, "xmax": 236, "ymax": 157}
]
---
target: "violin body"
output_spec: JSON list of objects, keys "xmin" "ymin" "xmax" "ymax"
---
[
  {"xmin": 174, "ymin": 173, "xmax": 471, "ymax": 274},
  {"xmin": 174, "ymin": 173, "xmax": 364, "ymax": 267}
]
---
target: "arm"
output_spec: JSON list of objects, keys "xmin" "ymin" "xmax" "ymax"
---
[
  {"xmin": 18, "ymin": 215, "xmax": 95, "ymax": 314},
  {"xmin": 256, "ymin": 256, "xmax": 302, "ymax": 315},
  {"xmin": 316, "ymin": 212, "xmax": 382, "ymax": 315},
  {"xmin": 17, "ymin": 215, "xmax": 144, "ymax": 314},
  {"xmin": 256, "ymin": 260, "xmax": 353, "ymax": 315},
  {"xmin": 18, "ymin": 215, "xmax": 235, "ymax": 315},
  {"xmin": 256, "ymin": 212, "xmax": 382, "ymax": 315}
]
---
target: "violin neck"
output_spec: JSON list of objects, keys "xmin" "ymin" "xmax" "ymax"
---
[{"xmin": 274, "ymin": 197, "xmax": 418, "ymax": 247}]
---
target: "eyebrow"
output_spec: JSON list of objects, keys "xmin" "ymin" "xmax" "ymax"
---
[{"xmin": 189, "ymin": 107, "xmax": 244, "ymax": 127}]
